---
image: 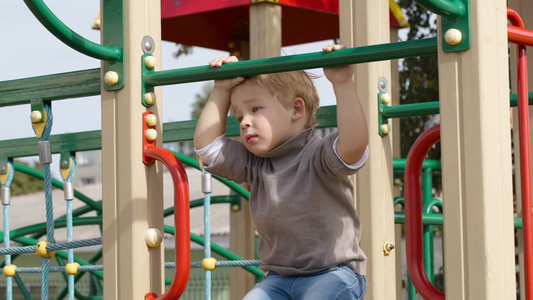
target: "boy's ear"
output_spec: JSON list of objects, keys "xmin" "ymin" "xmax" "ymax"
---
[{"xmin": 292, "ymin": 97, "xmax": 306, "ymax": 121}]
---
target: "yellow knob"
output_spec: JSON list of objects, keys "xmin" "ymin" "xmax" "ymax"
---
[
  {"xmin": 30, "ymin": 111, "xmax": 42, "ymax": 123},
  {"xmin": 202, "ymin": 258, "xmax": 217, "ymax": 271},
  {"xmin": 146, "ymin": 114, "xmax": 157, "ymax": 127},
  {"xmin": 3, "ymin": 265, "xmax": 17, "ymax": 277},
  {"xmin": 145, "ymin": 129, "xmax": 158, "ymax": 141},
  {"xmin": 104, "ymin": 71, "xmax": 119, "ymax": 86},
  {"xmin": 36, "ymin": 241, "xmax": 55, "ymax": 258},
  {"xmin": 145, "ymin": 228, "xmax": 163, "ymax": 248},
  {"xmin": 445, "ymin": 29, "xmax": 462, "ymax": 46},
  {"xmin": 65, "ymin": 262, "xmax": 80, "ymax": 275},
  {"xmin": 145, "ymin": 56, "xmax": 157, "ymax": 68},
  {"xmin": 144, "ymin": 92, "xmax": 156, "ymax": 105},
  {"xmin": 381, "ymin": 93, "xmax": 391, "ymax": 104},
  {"xmin": 381, "ymin": 124, "xmax": 391, "ymax": 135}
]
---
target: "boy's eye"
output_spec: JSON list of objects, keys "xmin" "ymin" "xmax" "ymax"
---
[
  {"xmin": 237, "ymin": 116, "xmax": 243, "ymax": 123},
  {"xmin": 252, "ymin": 107, "xmax": 262, "ymax": 113}
]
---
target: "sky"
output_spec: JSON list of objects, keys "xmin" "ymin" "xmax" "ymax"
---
[{"xmin": 0, "ymin": 1, "xmax": 338, "ymax": 139}]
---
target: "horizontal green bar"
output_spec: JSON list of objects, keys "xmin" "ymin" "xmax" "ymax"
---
[
  {"xmin": 0, "ymin": 68, "xmax": 101, "ymax": 107},
  {"xmin": 24, "ymin": 0, "xmax": 121, "ymax": 62},
  {"xmin": 146, "ymin": 39, "xmax": 438, "ymax": 87},
  {"xmin": 414, "ymin": 0, "xmax": 465, "ymax": 21},
  {"xmin": 393, "ymin": 159, "xmax": 441, "ymax": 170},
  {"xmin": 0, "ymin": 130, "xmax": 102, "ymax": 158},
  {"xmin": 394, "ymin": 212, "xmax": 523, "ymax": 228},
  {"xmin": 382, "ymin": 101, "xmax": 439, "ymax": 119},
  {"xmin": 382, "ymin": 92, "xmax": 533, "ymax": 120}
]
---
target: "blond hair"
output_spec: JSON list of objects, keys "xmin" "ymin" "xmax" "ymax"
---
[{"xmin": 232, "ymin": 71, "xmax": 320, "ymax": 128}]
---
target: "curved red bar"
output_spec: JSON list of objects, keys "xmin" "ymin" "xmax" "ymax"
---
[
  {"xmin": 404, "ymin": 124, "xmax": 444, "ymax": 300},
  {"xmin": 508, "ymin": 7, "xmax": 533, "ymax": 299},
  {"xmin": 144, "ymin": 144, "xmax": 191, "ymax": 300}
]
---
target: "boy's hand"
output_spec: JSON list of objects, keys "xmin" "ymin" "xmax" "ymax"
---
[
  {"xmin": 209, "ymin": 56, "xmax": 244, "ymax": 93},
  {"xmin": 322, "ymin": 45, "xmax": 355, "ymax": 84}
]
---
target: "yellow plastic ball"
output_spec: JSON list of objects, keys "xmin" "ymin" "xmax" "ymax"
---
[
  {"xmin": 36, "ymin": 241, "xmax": 55, "ymax": 258},
  {"xmin": 202, "ymin": 258, "xmax": 217, "ymax": 271},
  {"xmin": 104, "ymin": 71, "xmax": 119, "ymax": 86},
  {"xmin": 145, "ymin": 129, "xmax": 158, "ymax": 141},
  {"xmin": 145, "ymin": 56, "xmax": 157, "ymax": 69},
  {"xmin": 144, "ymin": 92, "xmax": 156, "ymax": 105},
  {"xmin": 3, "ymin": 265, "xmax": 17, "ymax": 277},
  {"xmin": 65, "ymin": 263, "xmax": 80, "ymax": 275}
]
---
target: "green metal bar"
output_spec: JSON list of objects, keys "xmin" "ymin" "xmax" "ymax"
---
[
  {"xmin": 0, "ymin": 68, "xmax": 100, "ymax": 107},
  {"xmin": 0, "ymin": 217, "xmax": 101, "ymax": 241},
  {"xmin": 382, "ymin": 92, "xmax": 533, "ymax": 120},
  {"xmin": 23, "ymin": 1, "xmax": 121, "ymax": 61},
  {"xmin": 395, "ymin": 212, "xmax": 523, "ymax": 229},
  {"xmin": 393, "ymin": 159, "xmax": 441, "ymax": 171},
  {"xmin": 414, "ymin": 0, "xmax": 465, "ymax": 21},
  {"xmin": 145, "ymin": 39, "xmax": 438, "ymax": 87},
  {"xmin": 14, "ymin": 273, "xmax": 34, "ymax": 300},
  {"xmin": 382, "ymin": 101, "xmax": 440, "ymax": 119}
]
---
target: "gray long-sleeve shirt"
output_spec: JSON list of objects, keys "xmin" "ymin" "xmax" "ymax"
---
[{"xmin": 203, "ymin": 127, "xmax": 367, "ymax": 277}]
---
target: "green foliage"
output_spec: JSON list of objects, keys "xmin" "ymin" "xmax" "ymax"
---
[
  {"xmin": 397, "ymin": 0, "xmax": 440, "ymax": 161},
  {"xmin": 191, "ymin": 83, "xmax": 213, "ymax": 120},
  {"xmin": 10, "ymin": 160, "xmax": 45, "ymax": 196}
]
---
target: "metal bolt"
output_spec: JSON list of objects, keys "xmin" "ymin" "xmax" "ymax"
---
[
  {"xmin": 144, "ymin": 42, "xmax": 153, "ymax": 52},
  {"xmin": 0, "ymin": 167, "xmax": 6, "ymax": 173},
  {"xmin": 61, "ymin": 160, "xmax": 69, "ymax": 168},
  {"xmin": 378, "ymin": 77, "xmax": 388, "ymax": 93},
  {"xmin": 383, "ymin": 242, "xmax": 395, "ymax": 255}
]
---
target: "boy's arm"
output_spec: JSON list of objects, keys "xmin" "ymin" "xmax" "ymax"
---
[
  {"xmin": 323, "ymin": 45, "xmax": 369, "ymax": 165},
  {"xmin": 194, "ymin": 56, "xmax": 243, "ymax": 150}
]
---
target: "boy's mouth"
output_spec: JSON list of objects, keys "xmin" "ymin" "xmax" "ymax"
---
[{"xmin": 245, "ymin": 134, "xmax": 258, "ymax": 143}]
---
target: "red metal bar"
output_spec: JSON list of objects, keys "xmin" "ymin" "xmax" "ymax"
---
[
  {"xmin": 143, "ymin": 112, "xmax": 191, "ymax": 300},
  {"xmin": 404, "ymin": 124, "xmax": 444, "ymax": 300},
  {"xmin": 508, "ymin": 7, "xmax": 533, "ymax": 300},
  {"xmin": 508, "ymin": 25, "xmax": 533, "ymax": 48}
]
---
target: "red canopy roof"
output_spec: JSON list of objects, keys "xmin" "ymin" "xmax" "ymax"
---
[{"xmin": 161, "ymin": 0, "xmax": 404, "ymax": 51}]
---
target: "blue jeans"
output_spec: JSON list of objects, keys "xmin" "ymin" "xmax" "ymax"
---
[{"xmin": 242, "ymin": 265, "xmax": 366, "ymax": 300}]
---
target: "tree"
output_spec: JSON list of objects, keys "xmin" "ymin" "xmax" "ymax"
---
[
  {"xmin": 397, "ymin": 1, "xmax": 440, "ymax": 161},
  {"xmin": 10, "ymin": 160, "xmax": 45, "ymax": 196},
  {"xmin": 191, "ymin": 83, "xmax": 213, "ymax": 119}
]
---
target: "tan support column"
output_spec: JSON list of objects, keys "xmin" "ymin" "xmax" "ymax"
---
[
  {"xmin": 229, "ymin": 3, "xmax": 282, "ymax": 299},
  {"xmin": 101, "ymin": 0, "xmax": 164, "ymax": 298},
  {"xmin": 340, "ymin": 1, "xmax": 397, "ymax": 299},
  {"xmin": 508, "ymin": 0, "xmax": 533, "ymax": 296},
  {"xmin": 438, "ymin": 0, "xmax": 515, "ymax": 298},
  {"xmin": 389, "ymin": 26, "xmax": 404, "ymax": 299}
]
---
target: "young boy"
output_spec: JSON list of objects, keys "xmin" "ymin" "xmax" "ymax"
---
[{"xmin": 194, "ymin": 45, "xmax": 369, "ymax": 300}]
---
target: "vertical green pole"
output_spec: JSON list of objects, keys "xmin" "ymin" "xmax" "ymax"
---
[{"xmin": 422, "ymin": 167, "xmax": 435, "ymax": 283}]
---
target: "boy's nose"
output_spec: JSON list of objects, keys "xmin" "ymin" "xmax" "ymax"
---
[{"xmin": 240, "ymin": 116, "xmax": 251, "ymax": 129}]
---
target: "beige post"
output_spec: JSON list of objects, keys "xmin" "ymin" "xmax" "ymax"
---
[
  {"xmin": 438, "ymin": 0, "xmax": 515, "ymax": 298},
  {"xmin": 229, "ymin": 2, "xmax": 282, "ymax": 299},
  {"xmin": 101, "ymin": 0, "xmax": 164, "ymax": 298},
  {"xmin": 508, "ymin": 0, "xmax": 533, "ymax": 296},
  {"xmin": 340, "ymin": 1, "xmax": 397, "ymax": 299}
]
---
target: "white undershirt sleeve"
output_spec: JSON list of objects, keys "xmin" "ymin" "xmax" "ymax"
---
[
  {"xmin": 194, "ymin": 135, "xmax": 225, "ymax": 167},
  {"xmin": 333, "ymin": 136, "xmax": 369, "ymax": 170}
]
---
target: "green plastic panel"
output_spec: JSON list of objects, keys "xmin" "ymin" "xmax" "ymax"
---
[
  {"xmin": 102, "ymin": 0, "xmax": 124, "ymax": 91},
  {"xmin": 0, "ymin": 69, "xmax": 100, "ymax": 107}
]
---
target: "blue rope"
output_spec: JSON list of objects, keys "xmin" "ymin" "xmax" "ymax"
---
[
  {"xmin": 3, "ymin": 161, "xmax": 14, "ymax": 300},
  {"xmin": 4, "ymin": 205, "xmax": 12, "ymax": 300},
  {"xmin": 40, "ymin": 103, "xmax": 54, "ymax": 300},
  {"xmin": 64, "ymin": 154, "xmax": 76, "ymax": 300},
  {"xmin": 202, "ymin": 169, "xmax": 212, "ymax": 300},
  {"xmin": 0, "ymin": 237, "xmax": 102, "ymax": 255}
]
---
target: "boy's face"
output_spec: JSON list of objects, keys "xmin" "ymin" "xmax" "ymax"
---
[{"xmin": 231, "ymin": 83, "xmax": 296, "ymax": 156}]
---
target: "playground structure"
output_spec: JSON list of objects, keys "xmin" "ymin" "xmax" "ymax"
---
[{"xmin": 2, "ymin": 0, "xmax": 533, "ymax": 299}]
